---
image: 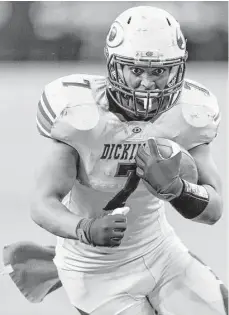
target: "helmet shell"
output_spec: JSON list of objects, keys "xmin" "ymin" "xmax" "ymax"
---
[{"xmin": 106, "ymin": 6, "xmax": 186, "ymax": 62}]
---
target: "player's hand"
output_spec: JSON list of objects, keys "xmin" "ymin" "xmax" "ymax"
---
[
  {"xmin": 135, "ymin": 138, "xmax": 183, "ymax": 201},
  {"xmin": 90, "ymin": 213, "xmax": 127, "ymax": 247},
  {"xmin": 76, "ymin": 207, "xmax": 129, "ymax": 247}
]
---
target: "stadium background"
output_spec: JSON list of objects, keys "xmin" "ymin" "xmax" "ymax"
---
[{"xmin": 0, "ymin": 2, "xmax": 227, "ymax": 314}]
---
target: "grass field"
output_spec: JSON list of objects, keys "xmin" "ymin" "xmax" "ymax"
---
[{"xmin": 0, "ymin": 61, "xmax": 227, "ymax": 315}]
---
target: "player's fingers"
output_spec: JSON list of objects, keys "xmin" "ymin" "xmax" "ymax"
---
[
  {"xmin": 112, "ymin": 230, "xmax": 125, "ymax": 238},
  {"xmin": 135, "ymin": 155, "xmax": 145, "ymax": 169},
  {"xmin": 136, "ymin": 145, "xmax": 150, "ymax": 162},
  {"xmin": 148, "ymin": 138, "xmax": 161, "ymax": 158},
  {"xmin": 113, "ymin": 221, "xmax": 127, "ymax": 231},
  {"xmin": 110, "ymin": 238, "xmax": 122, "ymax": 247},
  {"xmin": 112, "ymin": 214, "xmax": 127, "ymax": 222},
  {"xmin": 113, "ymin": 227, "xmax": 126, "ymax": 232},
  {"xmin": 136, "ymin": 166, "xmax": 144, "ymax": 177}
]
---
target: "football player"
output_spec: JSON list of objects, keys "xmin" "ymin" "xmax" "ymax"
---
[{"xmin": 30, "ymin": 6, "xmax": 227, "ymax": 315}]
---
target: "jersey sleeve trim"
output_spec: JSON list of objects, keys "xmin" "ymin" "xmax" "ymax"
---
[
  {"xmin": 36, "ymin": 101, "xmax": 52, "ymax": 137},
  {"xmin": 36, "ymin": 90, "xmax": 58, "ymax": 138},
  {"xmin": 41, "ymin": 91, "xmax": 57, "ymax": 120},
  {"xmin": 36, "ymin": 117, "xmax": 51, "ymax": 138},
  {"xmin": 37, "ymin": 101, "xmax": 53, "ymax": 126}
]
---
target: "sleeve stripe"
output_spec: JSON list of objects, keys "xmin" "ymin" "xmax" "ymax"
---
[
  {"xmin": 37, "ymin": 106, "xmax": 52, "ymax": 134},
  {"xmin": 36, "ymin": 117, "xmax": 51, "ymax": 137},
  {"xmin": 37, "ymin": 124, "xmax": 50, "ymax": 138},
  {"xmin": 36, "ymin": 115, "xmax": 51, "ymax": 134},
  {"xmin": 38, "ymin": 101, "xmax": 53, "ymax": 126},
  {"xmin": 39, "ymin": 97, "xmax": 56, "ymax": 123},
  {"xmin": 42, "ymin": 91, "xmax": 56, "ymax": 120}
]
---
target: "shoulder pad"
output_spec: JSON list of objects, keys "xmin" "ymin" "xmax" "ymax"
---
[
  {"xmin": 179, "ymin": 80, "xmax": 220, "ymax": 128},
  {"xmin": 172, "ymin": 79, "xmax": 221, "ymax": 148},
  {"xmin": 179, "ymin": 79, "xmax": 220, "ymax": 128},
  {"xmin": 36, "ymin": 74, "xmax": 103, "ymax": 137},
  {"xmin": 61, "ymin": 73, "xmax": 105, "ymax": 87}
]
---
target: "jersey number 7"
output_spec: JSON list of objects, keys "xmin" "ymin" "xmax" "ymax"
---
[{"xmin": 103, "ymin": 163, "xmax": 140, "ymax": 211}]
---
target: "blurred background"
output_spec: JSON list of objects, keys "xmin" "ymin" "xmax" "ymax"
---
[
  {"xmin": 0, "ymin": 1, "xmax": 227, "ymax": 61},
  {"xmin": 0, "ymin": 2, "xmax": 228, "ymax": 315}
]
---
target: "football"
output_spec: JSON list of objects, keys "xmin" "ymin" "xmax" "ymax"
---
[
  {"xmin": 179, "ymin": 146, "xmax": 199, "ymax": 184},
  {"xmin": 146, "ymin": 138, "xmax": 198, "ymax": 184}
]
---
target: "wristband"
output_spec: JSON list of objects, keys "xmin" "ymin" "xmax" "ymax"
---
[
  {"xmin": 170, "ymin": 179, "xmax": 209, "ymax": 219},
  {"xmin": 75, "ymin": 218, "xmax": 95, "ymax": 245}
]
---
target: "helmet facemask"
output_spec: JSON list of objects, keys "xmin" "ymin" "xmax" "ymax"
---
[{"xmin": 106, "ymin": 52, "xmax": 187, "ymax": 121}]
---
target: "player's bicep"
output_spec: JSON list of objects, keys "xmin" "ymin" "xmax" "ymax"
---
[
  {"xmin": 188, "ymin": 143, "xmax": 222, "ymax": 195},
  {"xmin": 34, "ymin": 138, "xmax": 79, "ymax": 201}
]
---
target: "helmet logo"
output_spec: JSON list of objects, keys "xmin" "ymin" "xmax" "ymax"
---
[
  {"xmin": 108, "ymin": 26, "xmax": 117, "ymax": 42},
  {"xmin": 107, "ymin": 22, "xmax": 124, "ymax": 48},
  {"xmin": 176, "ymin": 28, "xmax": 185, "ymax": 50}
]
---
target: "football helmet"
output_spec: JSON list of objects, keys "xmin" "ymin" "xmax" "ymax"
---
[{"xmin": 105, "ymin": 6, "xmax": 188, "ymax": 120}]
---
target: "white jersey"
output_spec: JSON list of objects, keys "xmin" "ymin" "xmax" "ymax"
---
[{"xmin": 37, "ymin": 74, "xmax": 220, "ymax": 272}]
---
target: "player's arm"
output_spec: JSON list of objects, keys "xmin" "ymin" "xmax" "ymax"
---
[
  {"xmin": 169, "ymin": 143, "xmax": 223, "ymax": 225},
  {"xmin": 136, "ymin": 138, "xmax": 223, "ymax": 225},
  {"xmin": 186, "ymin": 143, "xmax": 223, "ymax": 224},
  {"xmin": 30, "ymin": 137, "xmax": 83, "ymax": 239},
  {"xmin": 30, "ymin": 137, "xmax": 127, "ymax": 246}
]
